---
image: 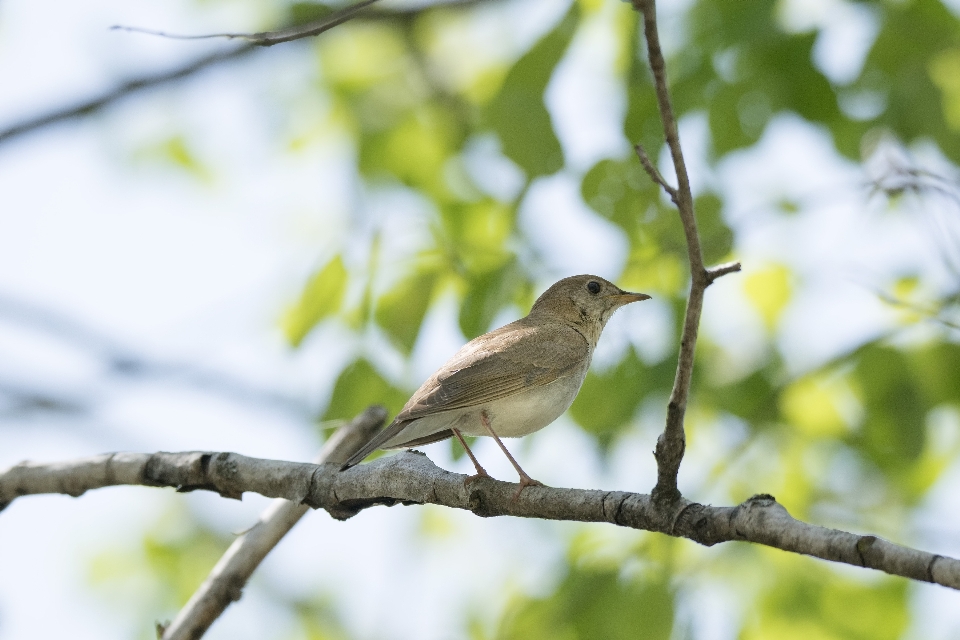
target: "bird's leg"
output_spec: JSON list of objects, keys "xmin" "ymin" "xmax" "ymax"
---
[
  {"xmin": 452, "ymin": 428, "xmax": 491, "ymax": 484},
  {"xmin": 479, "ymin": 410, "xmax": 545, "ymax": 499}
]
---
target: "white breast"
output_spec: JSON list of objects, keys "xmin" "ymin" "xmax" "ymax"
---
[{"xmin": 383, "ymin": 368, "xmax": 588, "ymax": 448}]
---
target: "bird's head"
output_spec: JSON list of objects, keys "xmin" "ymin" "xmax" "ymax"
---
[{"xmin": 529, "ymin": 275, "xmax": 651, "ymax": 344}]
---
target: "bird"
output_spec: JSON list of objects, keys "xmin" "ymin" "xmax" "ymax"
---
[{"xmin": 340, "ymin": 274, "xmax": 651, "ymax": 497}]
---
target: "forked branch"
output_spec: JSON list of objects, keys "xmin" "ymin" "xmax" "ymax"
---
[
  {"xmin": 157, "ymin": 407, "xmax": 386, "ymax": 640},
  {"xmin": 631, "ymin": 0, "xmax": 740, "ymax": 502}
]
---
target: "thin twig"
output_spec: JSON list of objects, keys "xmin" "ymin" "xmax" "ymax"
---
[
  {"xmin": 0, "ymin": 0, "xmax": 493, "ymax": 148},
  {"xmin": 113, "ymin": 0, "xmax": 493, "ymax": 45},
  {"xmin": 0, "ymin": 294, "xmax": 311, "ymax": 417},
  {"xmin": 706, "ymin": 261, "xmax": 742, "ymax": 283},
  {"xmin": 634, "ymin": 143, "xmax": 677, "ymax": 203},
  {"xmin": 632, "ymin": 0, "xmax": 730, "ymax": 503},
  {"xmin": 0, "ymin": 45, "xmax": 256, "ymax": 147},
  {"xmin": 112, "ymin": 0, "xmax": 382, "ymax": 47},
  {"xmin": 3, "ymin": 450, "xmax": 959, "ymax": 590},
  {"xmin": 160, "ymin": 407, "xmax": 387, "ymax": 640}
]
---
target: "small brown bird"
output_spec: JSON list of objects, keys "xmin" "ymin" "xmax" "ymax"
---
[{"xmin": 340, "ymin": 275, "xmax": 651, "ymax": 496}]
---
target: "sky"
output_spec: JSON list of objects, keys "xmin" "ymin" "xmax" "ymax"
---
[{"xmin": 1, "ymin": 0, "xmax": 960, "ymax": 638}]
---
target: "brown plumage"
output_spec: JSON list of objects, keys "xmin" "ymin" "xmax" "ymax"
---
[{"xmin": 340, "ymin": 275, "xmax": 650, "ymax": 495}]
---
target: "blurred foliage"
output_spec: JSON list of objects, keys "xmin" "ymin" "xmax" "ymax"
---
[
  {"xmin": 284, "ymin": 255, "xmax": 348, "ymax": 346},
  {"xmin": 495, "ymin": 564, "xmax": 674, "ymax": 640},
  {"xmin": 285, "ymin": 0, "xmax": 960, "ymax": 634},
  {"xmin": 291, "ymin": 596, "xmax": 354, "ymax": 640},
  {"xmin": 484, "ymin": 3, "xmax": 579, "ymax": 178},
  {"xmin": 323, "ymin": 357, "xmax": 409, "ymax": 421},
  {"xmin": 740, "ymin": 549, "xmax": 909, "ymax": 640},
  {"xmin": 98, "ymin": 0, "xmax": 960, "ymax": 636},
  {"xmin": 132, "ymin": 135, "xmax": 214, "ymax": 183},
  {"xmin": 494, "ymin": 531, "xmax": 676, "ymax": 640},
  {"xmin": 88, "ymin": 506, "xmax": 232, "ymax": 639},
  {"xmin": 89, "ymin": 505, "xmax": 354, "ymax": 640}
]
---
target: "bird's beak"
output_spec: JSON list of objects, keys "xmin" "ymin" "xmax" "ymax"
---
[{"xmin": 612, "ymin": 290, "xmax": 652, "ymax": 304}]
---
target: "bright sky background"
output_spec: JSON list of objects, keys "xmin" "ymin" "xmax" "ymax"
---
[{"xmin": 2, "ymin": 0, "xmax": 960, "ymax": 638}]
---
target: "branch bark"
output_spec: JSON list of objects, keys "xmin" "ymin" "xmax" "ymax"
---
[
  {"xmin": 2, "ymin": 448, "xmax": 958, "ymax": 591},
  {"xmin": 631, "ymin": 0, "xmax": 741, "ymax": 503},
  {"xmin": 158, "ymin": 406, "xmax": 386, "ymax": 640}
]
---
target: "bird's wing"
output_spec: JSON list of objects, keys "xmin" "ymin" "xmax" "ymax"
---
[
  {"xmin": 340, "ymin": 320, "xmax": 588, "ymax": 470},
  {"xmin": 398, "ymin": 320, "xmax": 589, "ymax": 421}
]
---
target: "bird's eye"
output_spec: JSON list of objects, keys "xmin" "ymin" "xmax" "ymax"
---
[{"xmin": 586, "ymin": 281, "xmax": 601, "ymax": 294}]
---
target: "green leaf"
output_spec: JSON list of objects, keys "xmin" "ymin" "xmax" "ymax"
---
[
  {"xmin": 693, "ymin": 192, "xmax": 733, "ymax": 264},
  {"xmin": 374, "ymin": 269, "xmax": 438, "ymax": 354},
  {"xmin": 286, "ymin": 2, "xmax": 333, "ymax": 27},
  {"xmin": 580, "ymin": 157, "xmax": 650, "ymax": 231},
  {"xmin": 440, "ymin": 198, "xmax": 516, "ymax": 273},
  {"xmin": 744, "ymin": 554, "xmax": 908, "ymax": 640},
  {"xmin": 458, "ymin": 259, "xmax": 525, "ymax": 339},
  {"xmin": 743, "ymin": 263, "xmax": 793, "ymax": 331},
  {"xmin": 496, "ymin": 564, "xmax": 674, "ymax": 640},
  {"xmin": 283, "ymin": 256, "xmax": 348, "ymax": 347},
  {"xmin": 911, "ymin": 342, "xmax": 960, "ymax": 406},
  {"xmin": 484, "ymin": 3, "xmax": 580, "ymax": 178},
  {"xmin": 621, "ymin": 14, "xmax": 663, "ymax": 151},
  {"xmin": 133, "ymin": 135, "xmax": 213, "ymax": 182},
  {"xmin": 850, "ymin": 0, "xmax": 960, "ymax": 161},
  {"xmin": 323, "ymin": 358, "xmax": 408, "ymax": 422},
  {"xmin": 358, "ymin": 104, "xmax": 465, "ymax": 200},
  {"xmin": 570, "ymin": 349, "xmax": 673, "ymax": 449},
  {"xmin": 706, "ymin": 368, "xmax": 780, "ymax": 427},
  {"xmin": 89, "ymin": 507, "xmax": 229, "ymax": 612},
  {"xmin": 581, "ymin": 157, "xmax": 732, "ymax": 267},
  {"xmin": 853, "ymin": 345, "xmax": 926, "ymax": 473}
]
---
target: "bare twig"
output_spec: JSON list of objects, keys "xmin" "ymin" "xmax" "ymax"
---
[
  {"xmin": 0, "ymin": 45, "xmax": 256, "ymax": 147},
  {"xmin": 3, "ymin": 450, "xmax": 958, "ymax": 590},
  {"xmin": 160, "ymin": 406, "xmax": 386, "ymax": 640},
  {"xmin": 631, "ymin": 0, "xmax": 740, "ymax": 502},
  {"xmin": 0, "ymin": 294, "xmax": 311, "ymax": 417},
  {"xmin": 0, "ymin": 0, "xmax": 493, "ymax": 148},
  {"xmin": 112, "ymin": 0, "xmax": 382, "ymax": 47},
  {"xmin": 706, "ymin": 261, "xmax": 742, "ymax": 284},
  {"xmin": 634, "ymin": 143, "xmax": 677, "ymax": 203}
]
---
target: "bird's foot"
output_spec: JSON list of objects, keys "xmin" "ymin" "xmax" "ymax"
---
[
  {"xmin": 464, "ymin": 467, "xmax": 492, "ymax": 487},
  {"xmin": 511, "ymin": 474, "xmax": 545, "ymax": 501}
]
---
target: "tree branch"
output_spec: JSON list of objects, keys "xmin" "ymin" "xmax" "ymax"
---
[
  {"xmin": 0, "ymin": 45, "xmax": 257, "ymax": 147},
  {"xmin": 159, "ymin": 406, "xmax": 386, "ymax": 640},
  {"xmin": 2, "ymin": 449, "xmax": 958, "ymax": 590},
  {"xmin": 0, "ymin": 0, "xmax": 493, "ymax": 148},
  {"xmin": 634, "ymin": 142, "xmax": 677, "ymax": 203},
  {"xmin": 0, "ymin": 293, "xmax": 311, "ymax": 417},
  {"xmin": 631, "ymin": 0, "xmax": 740, "ymax": 503},
  {"xmin": 111, "ymin": 0, "xmax": 383, "ymax": 47}
]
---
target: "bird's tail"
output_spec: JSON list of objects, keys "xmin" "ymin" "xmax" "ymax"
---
[{"xmin": 339, "ymin": 418, "xmax": 407, "ymax": 470}]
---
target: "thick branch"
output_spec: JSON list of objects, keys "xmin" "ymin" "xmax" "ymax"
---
[
  {"xmin": 159, "ymin": 406, "xmax": 386, "ymax": 640},
  {"xmin": 2, "ymin": 450, "xmax": 958, "ymax": 590}
]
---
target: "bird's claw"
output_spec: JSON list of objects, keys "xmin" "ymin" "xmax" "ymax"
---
[
  {"xmin": 464, "ymin": 468, "xmax": 492, "ymax": 486},
  {"xmin": 511, "ymin": 475, "xmax": 545, "ymax": 501}
]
